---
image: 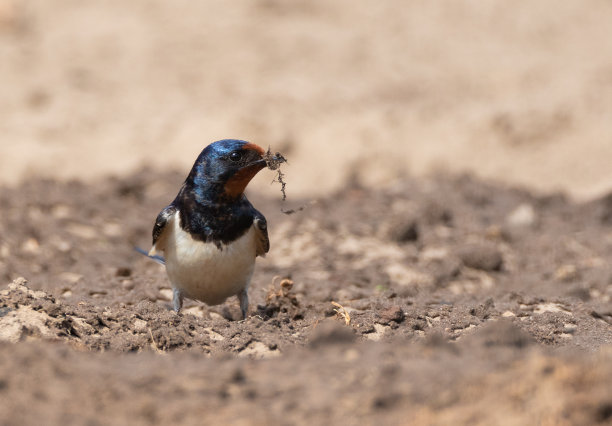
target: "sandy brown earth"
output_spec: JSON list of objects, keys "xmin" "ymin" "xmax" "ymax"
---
[
  {"xmin": 1, "ymin": 0, "xmax": 612, "ymax": 199},
  {"xmin": 1, "ymin": 0, "xmax": 612, "ymax": 425}
]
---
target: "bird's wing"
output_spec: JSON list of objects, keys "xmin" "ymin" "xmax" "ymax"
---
[
  {"xmin": 253, "ymin": 210, "xmax": 270, "ymax": 257},
  {"xmin": 149, "ymin": 204, "xmax": 177, "ymax": 256}
]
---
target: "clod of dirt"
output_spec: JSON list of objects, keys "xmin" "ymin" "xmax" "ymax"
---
[
  {"xmin": 457, "ymin": 243, "xmax": 503, "ymax": 271},
  {"xmin": 428, "ymin": 256, "xmax": 462, "ymax": 287},
  {"xmin": 387, "ymin": 217, "xmax": 419, "ymax": 243},
  {"xmin": 0, "ymin": 278, "xmax": 64, "ymax": 343},
  {"xmin": 257, "ymin": 277, "xmax": 303, "ymax": 320},
  {"xmin": 115, "ymin": 267, "xmax": 132, "ymax": 277},
  {"xmin": 377, "ymin": 306, "xmax": 405, "ymax": 325},
  {"xmin": 308, "ymin": 319, "xmax": 355, "ymax": 348},
  {"xmin": 591, "ymin": 310, "xmax": 612, "ymax": 325},
  {"xmin": 469, "ymin": 298, "xmax": 495, "ymax": 320}
]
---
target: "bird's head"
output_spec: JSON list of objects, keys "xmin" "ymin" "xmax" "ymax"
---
[{"xmin": 187, "ymin": 139, "xmax": 267, "ymax": 202}]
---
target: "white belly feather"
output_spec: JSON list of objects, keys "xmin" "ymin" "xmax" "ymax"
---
[{"xmin": 161, "ymin": 212, "xmax": 258, "ymax": 305}]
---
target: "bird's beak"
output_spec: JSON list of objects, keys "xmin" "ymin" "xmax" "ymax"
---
[{"xmin": 246, "ymin": 158, "xmax": 268, "ymax": 169}]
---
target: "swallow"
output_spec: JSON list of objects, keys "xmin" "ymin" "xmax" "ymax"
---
[{"xmin": 142, "ymin": 139, "xmax": 270, "ymax": 319}]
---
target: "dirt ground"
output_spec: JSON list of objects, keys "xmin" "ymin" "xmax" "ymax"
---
[
  {"xmin": 1, "ymin": 171, "xmax": 612, "ymax": 425},
  {"xmin": 1, "ymin": 1, "xmax": 612, "ymax": 425}
]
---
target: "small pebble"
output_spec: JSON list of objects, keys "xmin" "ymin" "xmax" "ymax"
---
[{"xmin": 506, "ymin": 203, "xmax": 537, "ymax": 227}]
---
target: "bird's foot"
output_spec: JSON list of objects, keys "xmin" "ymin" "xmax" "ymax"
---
[{"xmin": 238, "ymin": 289, "xmax": 249, "ymax": 320}]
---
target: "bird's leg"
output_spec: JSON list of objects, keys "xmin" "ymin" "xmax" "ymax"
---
[
  {"xmin": 172, "ymin": 288, "xmax": 184, "ymax": 313},
  {"xmin": 238, "ymin": 289, "xmax": 249, "ymax": 320}
]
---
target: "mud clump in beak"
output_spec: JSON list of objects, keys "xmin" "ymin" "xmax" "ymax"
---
[
  {"xmin": 262, "ymin": 147, "xmax": 307, "ymax": 215},
  {"xmin": 263, "ymin": 148, "xmax": 287, "ymax": 171},
  {"xmin": 263, "ymin": 148, "xmax": 288, "ymax": 201}
]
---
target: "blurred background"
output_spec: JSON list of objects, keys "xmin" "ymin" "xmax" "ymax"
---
[{"xmin": 1, "ymin": 0, "xmax": 611, "ymax": 200}]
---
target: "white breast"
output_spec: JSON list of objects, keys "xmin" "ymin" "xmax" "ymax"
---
[{"xmin": 161, "ymin": 212, "xmax": 258, "ymax": 305}]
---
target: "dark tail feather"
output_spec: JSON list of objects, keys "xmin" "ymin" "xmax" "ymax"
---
[{"xmin": 134, "ymin": 246, "xmax": 166, "ymax": 265}]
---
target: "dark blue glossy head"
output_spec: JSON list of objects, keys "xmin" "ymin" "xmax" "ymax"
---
[{"xmin": 185, "ymin": 139, "xmax": 266, "ymax": 202}]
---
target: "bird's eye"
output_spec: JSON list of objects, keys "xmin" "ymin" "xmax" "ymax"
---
[{"xmin": 229, "ymin": 151, "xmax": 242, "ymax": 162}]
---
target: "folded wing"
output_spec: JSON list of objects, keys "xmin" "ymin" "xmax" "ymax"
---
[
  {"xmin": 149, "ymin": 204, "xmax": 177, "ymax": 256},
  {"xmin": 253, "ymin": 210, "xmax": 269, "ymax": 257}
]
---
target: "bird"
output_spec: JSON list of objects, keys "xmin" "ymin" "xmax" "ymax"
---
[{"xmin": 141, "ymin": 139, "xmax": 270, "ymax": 319}]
